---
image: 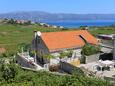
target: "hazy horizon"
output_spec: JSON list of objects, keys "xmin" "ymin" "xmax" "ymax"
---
[{"xmin": 1, "ymin": 10, "xmax": 115, "ymax": 15}]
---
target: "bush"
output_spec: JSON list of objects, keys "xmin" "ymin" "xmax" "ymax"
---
[
  {"xmin": 0, "ymin": 63, "xmax": 113, "ymax": 86},
  {"xmin": 67, "ymin": 50, "xmax": 73, "ymax": 58},
  {"xmin": 59, "ymin": 51, "xmax": 67, "ymax": 59},
  {"xmin": 43, "ymin": 54, "xmax": 54, "ymax": 60},
  {"xmin": 59, "ymin": 50, "xmax": 73, "ymax": 59},
  {"xmin": 0, "ymin": 63, "xmax": 18, "ymax": 82},
  {"xmin": 18, "ymin": 43, "xmax": 30, "ymax": 52},
  {"xmin": 72, "ymin": 67, "xmax": 85, "ymax": 76},
  {"xmin": 82, "ymin": 44, "xmax": 100, "ymax": 56}
]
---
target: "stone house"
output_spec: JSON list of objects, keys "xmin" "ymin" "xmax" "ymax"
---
[{"xmin": 31, "ymin": 30, "xmax": 98, "ymax": 65}]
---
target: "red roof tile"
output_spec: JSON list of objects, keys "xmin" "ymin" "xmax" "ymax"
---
[{"xmin": 41, "ymin": 30, "xmax": 98, "ymax": 51}]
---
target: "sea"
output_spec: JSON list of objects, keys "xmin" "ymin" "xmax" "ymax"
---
[{"xmin": 42, "ymin": 20, "xmax": 115, "ymax": 28}]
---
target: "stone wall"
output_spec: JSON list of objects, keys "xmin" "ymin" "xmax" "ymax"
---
[
  {"xmin": 16, "ymin": 54, "xmax": 37, "ymax": 69},
  {"xmin": 31, "ymin": 37, "xmax": 50, "ymax": 64},
  {"xmin": 31, "ymin": 37, "xmax": 49, "ymax": 54},
  {"xmin": 85, "ymin": 54, "xmax": 100, "ymax": 63},
  {"xmin": 60, "ymin": 61, "xmax": 76, "ymax": 73}
]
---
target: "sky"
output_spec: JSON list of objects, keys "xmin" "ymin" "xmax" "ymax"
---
[{"xmin": 0, "ymin": 0, "xmax": 115, "ymax": 14}]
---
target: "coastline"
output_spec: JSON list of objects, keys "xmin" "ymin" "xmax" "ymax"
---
[{"xmin": 42, "ymin": 20, "xmax": 115, "ymax": 28}]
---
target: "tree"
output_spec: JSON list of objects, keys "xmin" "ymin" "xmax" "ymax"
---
[
  {"xmin": 24, "ymin": 20, "xmax": 31, "ymax": 25},
  {"xmin": 7, "ymin": 19, "xmax": 16, "ymax": 24}
]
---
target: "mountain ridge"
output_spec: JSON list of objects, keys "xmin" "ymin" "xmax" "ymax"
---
[{"xmin": 0, "ymin": 11, "xmax": 115, "ymax": 22}]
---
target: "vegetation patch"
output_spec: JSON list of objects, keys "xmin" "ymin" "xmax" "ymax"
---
[
  {"xmin": 0, "ymin": 62, "xmax": 114, "ymax": 86},
  {"xmin": 82, "ymin": 44, "xmax": 101, "ymax": 56},
  {"xmin": 0, "ymin": 24, "xmax": 62, "ymax": 55}
]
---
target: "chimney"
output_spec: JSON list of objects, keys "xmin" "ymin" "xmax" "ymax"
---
[
  {"xmin": 36, "ymin": 31, "xmax": 42, "ymax": 37},
  {"xmin": 34, "ymin": 30, "xmax": 37, "ymax": 38},
  {"xmin": 34, "ymin": 31, "xmax": 41, "ymax": 38}
]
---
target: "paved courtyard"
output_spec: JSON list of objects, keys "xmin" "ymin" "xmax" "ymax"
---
[{"xmin": 80, "ymin": 62, "xmax": 115, "ymax": 80}]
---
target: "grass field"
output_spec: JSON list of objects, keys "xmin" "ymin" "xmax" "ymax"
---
[
  {"xmin": 0, "ymin": 24, "xmax": 62, "ymax": 54},
  {"xmin": 89, "ymin": 26, "xmax": 115, "ymax": 36},
  {"xmin": 0, "ymin": 24, "xmax": 115, "ymax": 55}
]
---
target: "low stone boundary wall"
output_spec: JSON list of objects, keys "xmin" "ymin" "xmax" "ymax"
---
[
  {"xmin": 60, "ymin": 61, "xmax": 76, "ymax": 73},
  {"xmin": 104, "ymin": 76, "xmax": 115, "ymax": 82},
  {"xmin": 16, "ymin": 54, "xmax": 37, "ymax": 69}
]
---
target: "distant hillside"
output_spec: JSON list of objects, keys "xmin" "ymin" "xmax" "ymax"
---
[{"xmin": 0, "ymin": 11, "xmax": 115, "ymax": 22}]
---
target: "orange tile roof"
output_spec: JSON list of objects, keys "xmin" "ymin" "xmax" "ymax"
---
[{"xmin": 41, "ymin": 30, "xmax": 98, "ymax": 51}]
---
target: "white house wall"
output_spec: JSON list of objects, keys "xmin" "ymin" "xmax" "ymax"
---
[{"xmin": 50, "ymin": 49, "xmax": 82, "ymax": 65}]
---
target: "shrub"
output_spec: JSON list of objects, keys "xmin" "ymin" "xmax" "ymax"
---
[
  {"xmin": 72, "ymin": 67, "xmax": 85, "ymax": 76},
  {"xmin": 18, "ymin": 43, "xmax": 30, "ymax": 52},
  {"xmin": 0, "ymin": 63, "xmax": 18, "ymax": 82},
  {"xmin": 82, "ymin": 44, "xmax": 100, "ymax": 56},
  {"xmin": 67, "ymin": 50, "xmax": 73, "ymax": 58},
  {"xmin": 59, "ymin": 51, "xmax": 67, "ymax": 59},
  {"xmin": 43, "ymin": 54, "xmax": 54, "ymax": 60}
]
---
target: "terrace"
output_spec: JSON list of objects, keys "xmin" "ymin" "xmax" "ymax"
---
[
  {"xmin": 69, "ymin": 58, "xmax": 80, "ymax": 67},
  {"xmin": 17, "ymin": 52, "xmax": 45, "ymax": 70},
  {"xmin": 81, "ymin": 61, "xmax": 115, "ymax": 80}
]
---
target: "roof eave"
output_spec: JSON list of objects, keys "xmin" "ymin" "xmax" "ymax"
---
[{"xmin": 49, "ymin": 45, "xmax": 84, "ymax": 53}]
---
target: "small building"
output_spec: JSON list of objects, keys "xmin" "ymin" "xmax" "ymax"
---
[
  {"xmin": 51, "ymin": 25, "xmax": 57, "ymax": 28},
  {"xmin": 57, "ymin": 26, "xmax": 64, "ymax": 29},
  {"xmin": 98, "ymin": 34, "xmax": 115, "ymax": 60},
  {"xmin": 16, "ymin": 20, "xmax": 27, "ymax": 24},
  {"xmin": 98, "ymin": 34, "xmax": 115, "ymax": 46},
  {"xmin": 39, "ymin": 23, "xmax": 50, "ymax": 27},
  {"xmin": 39, "ymin": 23, "xmax": 46, "ymax": 26},
  {"xmin": 31, "ymin": 30, "xmax": 98, "ymax": 66},
  {"xmin": 59, "ymin": 26, "xmax": 64, "ymax": 29}
]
